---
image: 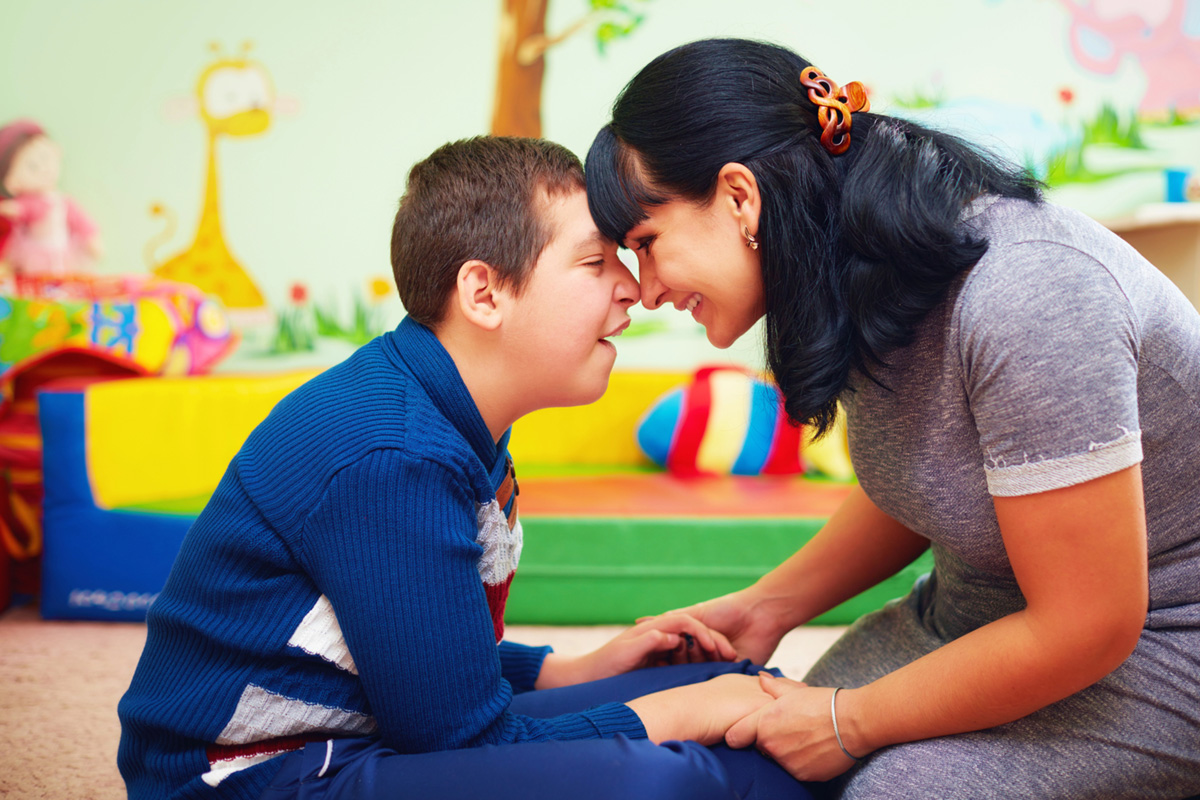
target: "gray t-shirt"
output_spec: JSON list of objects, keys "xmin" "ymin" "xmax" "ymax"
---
[{"xmin": 844, "ymin": 196, "xmax": 1200, "ymax": 632}]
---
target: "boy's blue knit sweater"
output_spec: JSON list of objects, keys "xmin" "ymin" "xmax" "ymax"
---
[{"xmin": 117, "ymin": 317, "xmax": 646, "ymax": 799}]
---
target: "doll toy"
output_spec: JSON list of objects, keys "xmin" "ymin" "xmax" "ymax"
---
[{"xmin": 0, "ymin": 119, "xmax": 102, "ymax": 279}]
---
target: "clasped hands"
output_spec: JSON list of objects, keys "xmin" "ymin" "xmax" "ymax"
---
[
  {"xmin": 627, "ymin": 661, "xmax": 861, "ymax": 782},
  {"xmin": 620, "ymin": 601, "xmax": 864, "ymax": 782},
  {"xmin": 536, "ymin": 604, "xmax": 862, "ymax": 781},
  {"xmin": 727, "ymin": 672, "xmax": 863, "ymax": 782}
]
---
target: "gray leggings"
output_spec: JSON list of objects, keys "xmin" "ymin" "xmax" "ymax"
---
[{"xmin": 805, "ymin": 567, "xmax": 1200, "ymax": 800}]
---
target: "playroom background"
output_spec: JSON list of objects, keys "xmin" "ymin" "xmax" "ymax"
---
[{"xmin": 1, "ymin": 0, "xmax": 1198, "ymax": 620}]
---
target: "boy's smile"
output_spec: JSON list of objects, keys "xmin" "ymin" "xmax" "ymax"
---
[{"xmin": 598, "ymin": 317, "xmax": 631, "ymax": 352}]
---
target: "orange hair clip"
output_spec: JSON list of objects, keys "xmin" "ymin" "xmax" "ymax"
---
[{"xmin": 799, "ymin": 66, "xmax": 870, "ymax": 156}]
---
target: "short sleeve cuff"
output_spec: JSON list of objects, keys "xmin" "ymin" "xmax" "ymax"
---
[
  {"xmin": 497, "ymin": 641, "xmax": 553, "ymax": 694},
  {"xmin": 985, "ymin": 430, "xmax": 1143, "ymax": 497}
]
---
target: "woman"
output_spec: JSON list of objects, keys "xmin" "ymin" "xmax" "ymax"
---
[{"xmin": 587, "ymin": 38, "xmax": 1200, "ymax": 799}]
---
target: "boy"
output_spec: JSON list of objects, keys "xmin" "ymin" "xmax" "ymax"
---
[{"xmin": 118, "ymin": 138, "xmax": 792, "ymax": 800}]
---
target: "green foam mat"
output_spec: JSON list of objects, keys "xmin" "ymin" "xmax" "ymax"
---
[
  {"xmin": 508, "ymin": 516, "xmax": 933, "ymax": 625},
  {"xmin": 119, "ymin": 494, "xmax": 212, "ymax": 516}
]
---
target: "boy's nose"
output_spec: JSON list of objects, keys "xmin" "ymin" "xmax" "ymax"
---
[{"xmin": 615, "ymin": 262, "xmax": 641, "ymax": 306}]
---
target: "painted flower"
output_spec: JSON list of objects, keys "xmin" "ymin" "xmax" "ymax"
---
[
  {"xmin": 1058, "ymin": 87, "xmax": 1075, "ymax": 105},
  {"xmin": 290, "ymin": 282, "xmax": 308, "ymax": 305},
  {"xmin": 368, "ymin": 276, "xmax": 393, "ymax": 303}
]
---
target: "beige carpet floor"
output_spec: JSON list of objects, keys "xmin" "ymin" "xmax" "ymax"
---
[{"xmin": 0, "ymin": 603, "xmax": 844, "ymax": 799}]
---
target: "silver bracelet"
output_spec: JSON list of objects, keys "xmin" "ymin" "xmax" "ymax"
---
[{"xmin": 831, "ymin": 687, "xmax": 860, "ymax": 761}]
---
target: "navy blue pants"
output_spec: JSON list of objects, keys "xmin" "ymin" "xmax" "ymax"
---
[{"xmin": 261, "ymin": 660, "xmax": 814, "ymax": 800}]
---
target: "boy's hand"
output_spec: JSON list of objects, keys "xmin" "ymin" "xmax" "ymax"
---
[
  {"xmin": 638, "ymin": 588, "xmax": 787, "ymax": 665},
  {"xmin": 535, "ymin": 614, "xmax": 737, "ymax": 689},
  {"xmin": 626, "ymin": 673, "xmax": 781, "ymax": 745}
]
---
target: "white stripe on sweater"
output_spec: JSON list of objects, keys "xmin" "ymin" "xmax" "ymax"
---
[
  {"xmin": 215, "ymin": 683, "xmax": 377, "ymax": 747},
  {"xmin": 287, "ymin": 594, "xmax": 358, "ymax": 674},
  {"xmin": 475, "ymin": 500, "xmax": 522, "ymax": 585}
]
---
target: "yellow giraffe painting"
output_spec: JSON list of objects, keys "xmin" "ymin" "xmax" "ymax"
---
[{"xmin": 148, "ymin": 43, "xmax": 274, "ymax": 313}]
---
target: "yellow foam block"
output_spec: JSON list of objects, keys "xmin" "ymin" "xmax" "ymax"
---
[
  {"xmin": 87, "ymin": 371, "xmax": 321, "ymax": 509},
  {"xmin": 804, "ymin": 405, "xmax": 855, "ymax": 481},
  {"xmin": 509, "ymin": 372, "xmax": 688, "ymax": 466}
]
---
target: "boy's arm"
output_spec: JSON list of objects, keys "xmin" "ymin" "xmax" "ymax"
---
[
  {"xmin": 497, "ymin": 641, "xmax": 553, "ymax": 693},
  {"xmin": 301, "ymin": 450, "xmax": 646, "ymax": 753}
]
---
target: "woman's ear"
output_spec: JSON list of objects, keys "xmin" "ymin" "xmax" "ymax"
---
[
  {"xmin": 455, "ymin": 259, "xmax": 504, "ymax": 331},
  {"xmin": 716, "ymin": 162, "xmax": 761, "ymax": 236}
]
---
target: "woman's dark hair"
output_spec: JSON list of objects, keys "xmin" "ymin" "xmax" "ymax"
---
[{"xmin": 586, "ymin": 38, "xmax": 1041, "ymax": 435}]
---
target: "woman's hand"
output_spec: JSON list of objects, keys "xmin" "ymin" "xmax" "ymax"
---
[
  {"xmin": 726, "ymin": 674, "xmax": 863, "ymax": 782},
  {"xmin": 640, "ymin": 488, "xmax": 933, "ymax": 666},
  {"xmin": 626, "ymin": 673, "xmax": 776, "ymax": 745},
  {"xmin": 642, "ymin": 587, "xmax": 789, "ymax": 665},
  {"xmin": 535, "ymin": 614, "xmax": 737, "ymax": 689}
]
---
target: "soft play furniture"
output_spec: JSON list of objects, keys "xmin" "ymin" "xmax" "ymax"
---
[
  {"xmin": 38, "ymin": 371, "xmax": 318, "ymax": 620},
  {"xmin": 38, "ymin": 369, "xmax": 932, "ymax": 623},
  {"xmin": 0, "ymin": 275, "xmax": 235, "ymax": 611},
  {"xmin": 0, "ymin": 349, "xmax": 151, "ymax": 612}
]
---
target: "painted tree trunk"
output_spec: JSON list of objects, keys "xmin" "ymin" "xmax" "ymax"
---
[{"xmin": 492, "ymin": 0, "xmax": 547, "ymax": 137}]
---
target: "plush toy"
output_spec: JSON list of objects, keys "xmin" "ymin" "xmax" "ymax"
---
[
  {"xmin": 637, "ymin": 365, "xmax": 855, "ymax": 480},
  {"xmin": 0, "ymin": 120, "xmax": 102, "ymax": 278}
]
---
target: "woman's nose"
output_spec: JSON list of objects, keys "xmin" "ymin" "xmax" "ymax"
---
[{"xmin": 637, "ymin": 263, "xmax": 668, "ymax": 310}]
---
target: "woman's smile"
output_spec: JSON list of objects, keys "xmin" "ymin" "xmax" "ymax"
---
[{"xmin": 622, "ymin": 190, "xmax": 764, "ymax": 349}]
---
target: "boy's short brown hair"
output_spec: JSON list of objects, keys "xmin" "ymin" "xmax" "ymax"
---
[{"xmin": 391, "ymin": 136, "xmax": 586, "ymax": 327}]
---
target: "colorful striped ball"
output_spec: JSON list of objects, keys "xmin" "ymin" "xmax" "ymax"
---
[
  {"xmin": 637, "ymin": 366, "xmax": 855, "ymax": 480},
  {"xmin": 636, "ymin": 366, "xmax": 802, "ymax": 476}
]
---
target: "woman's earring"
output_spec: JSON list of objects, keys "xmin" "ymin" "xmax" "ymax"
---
[{"xmin": 743, "ymin": 226, "xmax": 759, "ymax": 250}]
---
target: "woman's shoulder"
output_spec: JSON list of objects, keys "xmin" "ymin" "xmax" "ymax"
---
[
  {"xmin": 964, "ymin": 197, "xmax": 1119, "ymax": 260},
  {"xmin": 956, "ymin": 197, "xmax": 1146, "ymax": 309},
  {"xmin": 946, "ymin": 198, "xmax": 1151, "ymax": 362}
]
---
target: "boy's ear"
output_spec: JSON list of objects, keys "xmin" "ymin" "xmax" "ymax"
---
[
  {"xmin": 716, "ymin": 162, "xmax": 761, "ymax": 234},
  {"xmin": 455, "ymin": 259, "xmax": 505, "ymax": 331}
]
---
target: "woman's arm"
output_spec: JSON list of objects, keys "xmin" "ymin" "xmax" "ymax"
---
[
  {"xmin": 679, "ymin": 486, "xmax": 930, "ymax": 663},
  {"xmin": 729, "ymin": 465, "xmax": 1148, "ymax": 780},
  {"xmin": 844, "ymin": 464, "xmax": 1147, "ymax": 748}
]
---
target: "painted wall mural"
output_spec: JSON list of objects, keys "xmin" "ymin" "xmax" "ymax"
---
[
  {"xmin": 1, "ymin": 0, "xmax": 1198, "ymax": 373},
  {"xmin": 146, "ymin": 43, "xmax": 276, "ymax": 320},
  {"xmin": 882, "ymin": 0, "xmax": 1199, "ymax": 227},
  {"xmin": 492, "ymin": 0, "xmax": 651, "ymax": 137},
  {"xmin": 1060, "ymin": 0, "xmax": 1200, "ymax": 117}
]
